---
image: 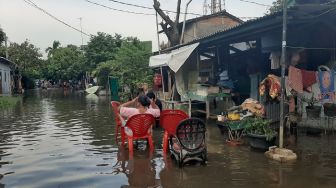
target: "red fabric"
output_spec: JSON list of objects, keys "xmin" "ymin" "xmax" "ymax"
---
[
  {"xmin": 301, "ymin": 69, "xmax": 317, "ymax": 91},
  {"xmin": 259, "ymin": 74, "xmax": 281, "ymax": 99},
  {"xmin": 288, "ymin": 66, "xmax": 303, "ymax": 93}
]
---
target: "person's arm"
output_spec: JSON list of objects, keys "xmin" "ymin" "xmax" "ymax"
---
[
  {"xmin": 120, "ymin": 97, "xmax": 138, "ymax": 108},
  {"xmin": 149, "ymin": 99, "xmax": 159, "ymax": 109}
]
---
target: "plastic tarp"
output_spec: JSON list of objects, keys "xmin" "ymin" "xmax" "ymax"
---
[{"xmin": 149, "ymin": 43, "xmax": 199, "ymax": 72}]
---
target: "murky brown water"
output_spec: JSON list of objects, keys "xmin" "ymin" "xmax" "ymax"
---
[{"xmin": 0, "ymin": 89, "xmax": 336, "ymax": 188}]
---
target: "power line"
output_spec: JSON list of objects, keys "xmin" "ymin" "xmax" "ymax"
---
[
  {"xmin": 85, "ymin": 0, "xmax": 155, "ymax": 15},
  {"xmin": 107, "ymin": 0, "xmax": 152, "ymax": 10},
  {"xmin": 235, "ymin": 0, "xmax": 271, "ymax": 7},
  {"xmin": 89, "ymin": 0, "xmax": 259, "ymax": 20},
  {"xmin": 23, "ymin": 0, "xmax": 92, "ymax": 37},
  {"xmin": 105, "ymin": 0, "xmax": 202, "ymax": 16}
]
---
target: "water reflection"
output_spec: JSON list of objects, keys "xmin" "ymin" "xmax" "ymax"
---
[
  {"xmin": 114, "ymin": 146, "xmax": 158, "ymax": 188},
  {"xmin": 0, "ymin": 89, "xmax": 335, "ymax": 188}
]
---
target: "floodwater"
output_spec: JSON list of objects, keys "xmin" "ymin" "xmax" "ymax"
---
[{"xmin": 0, "ymin": 89, "xmax": 336, "ymax": 188}]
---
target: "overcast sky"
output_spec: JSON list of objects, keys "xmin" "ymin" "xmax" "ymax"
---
[{"xmin": 0, "ymin": 0, "xmax": 275, "ymax": 54}]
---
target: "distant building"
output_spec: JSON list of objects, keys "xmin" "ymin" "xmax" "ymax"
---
[
  {"xmin": 0, "ymin": 57, "xmax": 16, "ymax": 95},
  {"xmin": 180, "ymin": 11, "xmax": 242, "ymax": 44}
]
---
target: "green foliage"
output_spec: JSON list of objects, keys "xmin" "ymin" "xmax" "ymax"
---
[
  {"xmin": 45, "ymin": 40, "xmax": 61, "ymax": 57},
  {"xmin": 110, "ymin": 39, "xmax": 153, "ymax": 95},
  {"xmin": 0, "ymin": 96, "xmax": 20, "ymax": 110},
  {"xmin": 44, "ymin": 45, "xmax": 86, "ymax": 81},
  {"xmin": 244, "ymin": 117, "xmax": 276, "ymax": 140},
  {"xmin": 0, "ymin": 46, "xmax": 6, "ymax": 57},
  {"xmin": 84, "ymin": 32, "xmax": 123, "ymax": 69},
  {"xmin": 7, "ymin": 40, "xmax": 43, "ymax": 88},
  {"xmin": 95, "ymin": 38, "xmax": 153, "ymax": 97},
  {"xmin": 95, "ymin": 61, "xmax": 112, "ymax": 86},
  {"xmin": 268, "ymin": 0, "xmax": 282, "ymax": 14},
  {"xmin": 0, "ymin": 27, "xmax": 5, "ymax": 45}
]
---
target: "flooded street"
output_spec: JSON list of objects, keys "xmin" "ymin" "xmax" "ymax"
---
[{"xmin": 0, "ymin": 90, "xmax": 336, "ymax": 188}]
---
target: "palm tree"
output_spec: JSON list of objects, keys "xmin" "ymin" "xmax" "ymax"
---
[{"xmin": 45, "ymin": 40, "xmax": 61, "ymax": 57}]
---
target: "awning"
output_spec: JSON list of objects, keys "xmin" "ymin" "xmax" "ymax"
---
[{"xmin": 149, "ymin": 42, "xmax": 199, "ymax": 72}]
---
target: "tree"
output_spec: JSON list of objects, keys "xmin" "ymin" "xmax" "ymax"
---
[
  {"xmin": 44, "ymin": 45, "xmax": 86, "ymax": 81},
  {"xmin": 153, "ymin": 0, "xmax": 182, "ymax": 46},
  {"xmin": 8, "ymin": 40, "xmax": 42, "ymax": 76},
  {"xmin": 0, "ymin": 27, "xmax": 5, "ymax": 45},
  {"xmin": 268, "ymin": 0, "xmax": 334, "ymax": 14},
  {"xmin": 7, "ymin": 40, "xmax": 43, "ymax": 89},
  {"xmin": 268, "ymin": 0, "xmax": 282, "ymax": 14},
  {"xmin": 45, "ymin": 40, "xmax": 61, "ymax": 57},
  {"xmin": 84, "ymin": 32, "xmax": 123, "ymax": 69},
  {"xmin": 96, "ymin": 38, "xmax": 153, "ymax": 98}
]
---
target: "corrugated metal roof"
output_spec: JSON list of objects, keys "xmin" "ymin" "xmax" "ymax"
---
[
  {"xmin": 157, "ymin": 4, "xmax": 336, "ymax": 53},
  {"xmin": 185, "ymin": 4, "xmax": 336, "ymax": 44},
  {"xmin": 0, "ymin": 57, "xmax": 17, "ymax": 68}
]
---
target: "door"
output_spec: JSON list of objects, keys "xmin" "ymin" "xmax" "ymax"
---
[{"xmin": 109, "ymin": 77, "xmax": 119, "ymax": 101}]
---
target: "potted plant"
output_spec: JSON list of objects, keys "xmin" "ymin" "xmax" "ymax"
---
[
  {"xmin": 323, "ymin": 103, "xmax": 336, "ymax": 117},
  {"xmin": 244, "ymin": 117, "xmax": 276, "ymax": 151},
  {"xmin": 302, "ymin": 95, "xmax": 321, "ymax": 118}
]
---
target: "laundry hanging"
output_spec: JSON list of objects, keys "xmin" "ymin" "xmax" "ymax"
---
[
  {"xmin": 288, "ymin": 66, "xmax": 303, "ymax": 94},
  {"xmin": 301, "ymin": 69, "xmax": 317, "ymax": 92},
  {"xmin": 259, "ymin": 74, "xmax": 281, "ymax": 99}
]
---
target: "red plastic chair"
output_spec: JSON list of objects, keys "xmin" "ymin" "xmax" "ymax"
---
[
  {"xmin": 124, "ymin": 114, "xmax": 155, "ymax": 157},
  {"xmin": 160, "ymin": 109, "xmax": 189, "ymax": 154},
  {"xmin": 111, "ymin": 101, "xmax": 126, "ymax": 144}
]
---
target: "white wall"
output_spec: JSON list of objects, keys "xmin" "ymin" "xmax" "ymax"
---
[{"xmin": 0, "ymin": 63, "xmax": 12, "ymax": 95}]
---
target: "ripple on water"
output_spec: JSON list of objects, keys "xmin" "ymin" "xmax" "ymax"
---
[{"xmin": 1, "ymin": 91, "xmax": 336, "ymax": 188}]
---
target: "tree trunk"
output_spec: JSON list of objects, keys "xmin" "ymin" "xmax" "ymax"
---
[{"xmin": 153, "ymin": 0, "xmax": 181, "ymax": 47}]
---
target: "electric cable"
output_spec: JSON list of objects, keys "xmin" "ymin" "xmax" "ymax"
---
[
  {"xmin": 105, "ymin": 0, "xmax": 202, "ymax": 16},
  {"xmin": 85, "ymin": 0, "xmax": 155, "ymax": 15},
  {"xmin": 23, "ymin": 0, "xmax": 92, "ymax": 37},
  {"xmin": 235, "ymin": 0, "xmax": 271, "ymax": 7},
  {"xmin": 89, "ymin": 0, "xmax": 259, "ymax": 20}
]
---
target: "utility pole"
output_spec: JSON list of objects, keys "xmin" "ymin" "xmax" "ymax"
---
[
  {"xmin": 78, "ymin": 17, "xmax": 84, "ymax": 46},
  {"xmin": 206, "ymin": 0, "xmax": 223, "ymax": 14},
  {"xmin": 155, "ymin": 12, "xmax": 161, "ymax": 54},
  {"xmin": 279, "ymin": 0, "xmax": 288, "ymax": 149}
]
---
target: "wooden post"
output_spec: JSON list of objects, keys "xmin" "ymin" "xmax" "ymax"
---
[
  {"xmin": 188, "ymin": 99, "xmax": 192, "ymax": 117},
  {"xmin": 160, "ymin": 67, "xmax": 165, "ymax": 100},
  {"xmin": 206, "ymin": 100, "xmax": 210, "ymax": 119}
]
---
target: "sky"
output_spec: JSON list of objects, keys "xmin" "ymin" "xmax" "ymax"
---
[{"xmin": 0, "ymin": 0, "xmax": 276, "ymax": 55}]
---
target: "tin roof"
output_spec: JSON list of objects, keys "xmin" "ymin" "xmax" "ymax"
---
[
  {"xmin": 0, "ymin": 57, "xmax": 17, "ymax": 68},
  {"xmin": 157, "ymin": 4, "xmax": 336, "ymax": 53}
]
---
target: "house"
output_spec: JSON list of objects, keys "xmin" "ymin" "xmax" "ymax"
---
[
  {"xmin": 178, "ymin": 11, "xmax": 243, "ymax": 44},
  {"xmin": 0, "ymin": 57, "xmax": 16, "ymax": 95},
  {"xmin": 150, "ymin": 3, "xmax": 336, "ymax": 122}
]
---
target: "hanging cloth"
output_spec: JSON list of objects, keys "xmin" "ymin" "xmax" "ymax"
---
[
  {"xmin": 301, "ymin": 69, "xmax": 317, "ymax": 92},
  {"xmin": 259, "ymin": 74, "xmax": 281, "ymax": 99},
  {"xmin": 288, "ymin": 66, "xmax": 303, "ymax": 94}
]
